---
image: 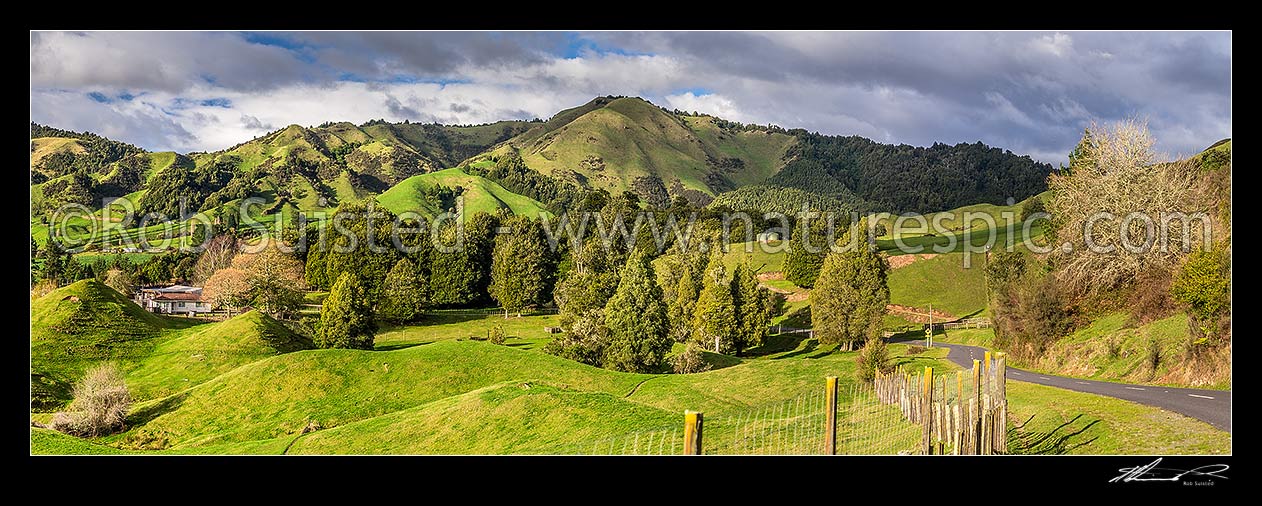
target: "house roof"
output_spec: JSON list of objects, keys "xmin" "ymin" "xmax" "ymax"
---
[
  {"xmin": 152, "ymin": 293, "xmax": 203, "ymax": 301},
  {"xmin": 141, "ymin": 285, "xmax": 203, "ymax": 294}
]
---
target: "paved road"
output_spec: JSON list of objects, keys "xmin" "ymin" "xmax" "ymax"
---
[{"xmin": 894, "ymin": 337, "xmax": 1232, "ymax": 433}]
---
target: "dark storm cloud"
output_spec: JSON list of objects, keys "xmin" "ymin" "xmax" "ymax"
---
[{"xmin": 30, "ymin": 31, "xmax": 1230, "ymax": 161}]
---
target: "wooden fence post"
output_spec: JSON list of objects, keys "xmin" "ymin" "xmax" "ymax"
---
[
  {"xmin": 825, "ymin": 376, "xmax": 838, "ymax": 455},
  {"xmin": 921, "ymin": 367, "xmax": 933, "ymax": 455},
  {"xmin": 971, "ymin": 359, "xmax": 981, "ymax": 455},
  {"xmin": 684, "ymin": 410, "xmax": 704, "ymax": 455},
  {"xmin": 996, "ymin": 352, "xmax": 1008, "ymax": 453}
]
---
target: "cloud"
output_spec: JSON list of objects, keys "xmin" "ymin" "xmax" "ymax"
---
[{"xmin": 30, "ymin": 31, "xmax": 1231, "ymax": 164}]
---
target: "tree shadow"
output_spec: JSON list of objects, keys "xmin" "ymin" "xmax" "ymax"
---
[
  {"xmin": 701, "ymin": 351, "xmax": 744, "ymax": 370},
  {"xmin": 373, "ymin": 342, "xmax": 433, "ymax": 352},
  {"xmin": 126, "ymin": 392, "xmax": 188, "ymax": 427},
  {"xmin": 1007, "ymin": 413, "xmax": 1102, "ymax": 455},
  {"xmin": 772, "ymin": 338, "xmax": 819, "ymax": 360},
  {"xmin": 745, "ymin": 332, "xmax": 811, "ymax": 357},
  {"xmin": 958, "ymin": 309, "xmax": 985, "ymax": 320}
]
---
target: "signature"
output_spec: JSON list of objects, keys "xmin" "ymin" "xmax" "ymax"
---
[{"xmin": 1110, "ymin": 458, "xmax": 1229, "ymax": 483}]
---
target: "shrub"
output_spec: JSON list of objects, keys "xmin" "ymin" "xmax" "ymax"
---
[
  {"xmin": 1171, "ymin": 247, "xmax": 1231, "ymax": 344},
  {"xmin": 855, "ymin": 338, "xmax": 894, "ymax": 383},
  {"xmin": 50, "ymin": 363, "xmax": 131, "ymax": 437},
  {"xmin": 672, "ymin": 342, "xmax": 712, "ymax": 374},
  {"xmin": 488, "ymin": 324, "xmax": 506, "ymax": 345},
  {"xmin": 1146, "ymin": 338, "xmax": 1162, "ymax": 376}
]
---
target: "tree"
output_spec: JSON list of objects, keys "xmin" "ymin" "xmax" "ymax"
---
[
  {"xmin": 488, "ymin": 323, "xmax": 506, "ymax": 345},
  {"xmin": 193, "ymin": 234, "xmax": 237, "ymax": 284},
  {"xmin": 323, "ymin": 200, "xmax": 400, "ymax": 299},
  {"xmin": 691, "ymin": 253, "xmax": 738, "ymax": 354},
  {"xmin": 854, "ymin": 338, "xmax": 894, "ymax": 383},
  {"xmin": 244, "ymin": 248, "xmax": 306, "ymax": 319},
  {"xmin": 784, "ymin": 219, "xmax": 829, "ymax": 288},
  {"xmin": 602, "ymin": 251, "xmax": 671, "ymax": 372},
  {"xmin": 1046, "ymin": 120, "xmax": 1203, "ymax": 294},
  {"xmin": 732, "ymin": 262, "xmax": 772, "ymax": 353},
  {"xmin": 1171, "ymin": 246, "xmax": 1231, "ymax": 344},
  {"xmin": 667, "ymin": 262, "xmax": 700, "ymax": 343},
  {"xmin": 378, "ymin": 257, "xmax": 429, "ymax": 324},
  {"xmin": 203, "ymin": 267, "xmax": 252, "ymax": 315},
  {"xmin": 104, "ymin": 268, "xmax": 136, "ymax": 296},
  {"xmin": 489, "ymin": 217, "xmax": 549, "ymax": 317},
  {"xmin": 304, "ymin": 246, "xmax": 329, "ymax": 290},
  {"xmin": 812, "ymin": 230, "xmax": 890, "ymax": 351},
  {"xmin": 50, "ymin": 363, "xmax": 131, "ymax": 437},
  {"xmin": 38, "ymin": 236, "xmax": 70, "ymax": 286},
  {"xmin": 429, "ymin": 212, "xmax": 499, "ymax": 307},
  {"xmin": 315, "ymin": 272, "xmax": 376, "ymax": 350}
]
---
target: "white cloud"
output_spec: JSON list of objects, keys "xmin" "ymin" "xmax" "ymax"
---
[
  {"xmin": 29, "ymin": 31, "xmax": 1231, "ymax": 164},
  {"xmin": 662, "ymin": 92, "xmax": 746, "ymax": 122},
  {"xmin": 1031, "ymin": 32, "xmax": 1074, "ymax": 58}
]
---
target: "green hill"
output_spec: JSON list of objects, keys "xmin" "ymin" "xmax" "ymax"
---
[
  {"xmin": 120, "ymin": 340, "xmax": 651, "ymax": 448},
  {"xmin": 30, "ymin": 279, "xmax": 173, "ymax": 410},
  {"xmin": 126, "ymin": 310, "xmax": 314, "ymax": 400},
  {"xmin": 484, "ymin": 96, "xmax": 797, "ymax": 207},
  {"xmin": 377, "ymin": 167, "xmax": 549, "ymax": 219}
]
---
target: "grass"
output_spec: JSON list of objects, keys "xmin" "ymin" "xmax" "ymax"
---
[
  {"xmin": 30, "ymin": 137, "xmax": 86, "ymax": 167},
  {"xmin": 1037, "ymin": 313, "xmax": 1226, "ymax": 390},
  {"xmin": 125, "ymin": 311, "xmax": 313, "ymax": 400},
  {"xmin": 504, "ymin": 97, "xmax": 794, "ymax": 198},
  {"xmin": 30, "ymin": 279, "xmax": 182, "ymax": 410},
  {"xmin": 31, "ymin": 428, "xmax": 131, "ymax": 455},
  {"xmin": 720, "ymin": 240, "xmax": 788, "ymax": 273},
  {"xmin": 887, "ymin": 252, "xmax": 988, "ymax": 319},
  {"xmin": 287, "ymin": 382, "xmax": 680, "ymax": 454},
  {"xmin": 1004, "ymin": 381, "xmax": 1229, "ymax": 454},
  {"xmin": 374, "ymin": 313, "xmax": 561, "ymax": 351},
  {"xmin": 914, "ymin": 352, "xmax": 1230, "ymax": 454},
  {"xmin": 112, "ymin": 341, "xmax": 651, "ymax": 449},
  {"xmin": 377, "ymin": 167, "xmax": 550, "ymax": 220}
]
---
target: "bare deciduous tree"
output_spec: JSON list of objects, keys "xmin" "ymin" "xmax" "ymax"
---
[
  {"xmin": 50, "ymin": 363, "xmax": 131, "ymax": 437},
  {"xmin": 1046, "ymin": 120, "xmax": 1206, "ymax": 294},
  {"xmin": 192, "ymin": 235, "xmax": 238, "ymax": 284}
]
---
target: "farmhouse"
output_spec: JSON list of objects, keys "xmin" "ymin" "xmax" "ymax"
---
[{"xmin": 137, "ymin": 285, "xmax": 213, "ymax": 316}]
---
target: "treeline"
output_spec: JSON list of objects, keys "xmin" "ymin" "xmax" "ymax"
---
[
  {"xmin": 31, "ymin": 123, "xmax": 147, "ymax": 180},
  {"xmin": 769, "ymin": 132, "xmax": 1054, "ymax": 214},
  {"xmin": 708, "ymin": 184, "xmax": 863, "ymax": 216}
]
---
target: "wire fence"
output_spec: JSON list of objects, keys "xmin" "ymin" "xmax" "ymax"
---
[{"xmin": 541, "ymin": 352, "xmax": 1009, "ymax": 456}]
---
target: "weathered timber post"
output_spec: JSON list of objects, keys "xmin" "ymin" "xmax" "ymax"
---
[
  {"xmin": 996, "ymin": 352, "xmax": 1008, "ymax": 453},
  {"xmin": 684, "ymin": 410, "xmax": 704, "ymax": 455},
  {"xmin": 971, "ymin": 359, "xmax": 982, "ymax": 455},
  {"xmin": 922, "ymin": 366, "xmax": 933, "ymax": 455},
  {"xmin": 825, "ymin": 376, "xmax": 838, "ymax": 455}
]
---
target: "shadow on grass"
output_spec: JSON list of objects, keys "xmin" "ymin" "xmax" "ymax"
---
[
  {"xmin": 127, "ymin": 392, "xmax": 188, "ymax": 427},
  {"xmin": 701, "ymin": 351, "xmax": 743, "ymax": 370},
  {"xmin": 373, "ymin": 342, "xmax": 432, "ymax": 352},
  {"xmin": 773, "ymin": 338, "xmax": 819, "ymax": 360},
  {"xmin": 1007, "ymin": 413, "xmax": 1101, "ymax": 455},
  {"xmin": 745, "ymin": 332, "xmax": 811, "ymax": 357}
]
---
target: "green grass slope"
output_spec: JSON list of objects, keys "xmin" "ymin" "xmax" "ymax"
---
[
  {"xmin": 288, "ymin": 382, "xmax": 679, "ymax": 454},
  {"xmin": 492, "ymin": 97, "xmax": 794, "ymax": 201},
  {"xmin": 377, "ymin": 167, "xmax": 549, "ymax": 219},
  {"xmin": 30, "ymin": 279, "xmax": 175, "ymax": 410},
  {"xmin": 120, "ymin": 340, "xmax": 651, "ymax": 449},
  {"xmin": 126, "ymin": 311, "xmax": 314, "ymax": 400},
  {"xmin": 887, "ymin": 252, "xmax": 988, "ymax": 319},
  {"xmin": 31, "ymin": 428, "xmax": 131, "ymax": 455}
]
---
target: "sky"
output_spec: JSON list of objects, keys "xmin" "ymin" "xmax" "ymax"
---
[{"xmin": 30, "ymin": 31, "xmax": 1231, "ymax": 164}]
